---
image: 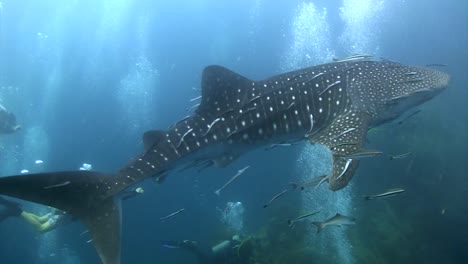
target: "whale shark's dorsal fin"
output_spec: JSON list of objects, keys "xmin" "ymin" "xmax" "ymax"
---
[
  {"xmin": 143, "ymin": 130, "xmax": 165, "ymax": 151},
  {"xmin": 196, "ymin": 65, "xmax": 254, "ymax": 115},
  {"xmin": 0, "ymin": 171, "xmax": 121, "ymax": 264}
]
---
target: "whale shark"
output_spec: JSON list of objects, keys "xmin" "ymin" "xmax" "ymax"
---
[{"xmin": 0, "ymin": 59, "xmax": 449, "ymax": 263}]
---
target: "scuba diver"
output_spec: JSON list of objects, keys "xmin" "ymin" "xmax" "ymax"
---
[
  {"xmin": 0, "ymin": 187, "xmax": 144, "ymax": 233},
  {"xmin": 0, "ymin": 103, "xmax": 21, "ymax": 134},
  {"xmin": 161, "ymin": 234, "xmax": 254, "ymax": 264}
]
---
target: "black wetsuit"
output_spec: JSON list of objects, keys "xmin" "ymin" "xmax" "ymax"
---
[
  {"xmin": 0, "ymin": 188, "xmax": 141, "ymax": 226},
  {"xmin": 182, "ymin": 240, "xmax": 242, "ymax": 264},
  {"xmin": 0, "ymin": 106, "xmax": 20, "ymax": 134},
  {"xmin": 0, "ymin": 196, "xmax": 22, "ymax": 222}
]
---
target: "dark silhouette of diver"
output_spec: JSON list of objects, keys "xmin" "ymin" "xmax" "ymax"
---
[
  {"xmin": 0, "ymin": 187, "xmax": 144, "ymax": 232},
  {"xmin": 161, "ymin": 236, "xmax": 250, "ymax": 264},
  {"xmin": 0, "ymin": 103, "xmax": 20, "ymax": 134}
]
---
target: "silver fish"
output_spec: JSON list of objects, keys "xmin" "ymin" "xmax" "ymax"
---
[
  {"xmin": 333, "ymin": 54, "xmax": 373, "ymax": 62},
  {"xmin": 312, "ymin": 213, "xmax": 355, "ymax": 233},
  {"xmin": 189, "ymin": 95, "xmax": 202, "ymax": 102},
  {"xmin": 330, "ymin": 142, "xmax": 358, "ymax": 150},
  {"xmin": 214, "ymin": 166, "xmax": 250, "ymax": 196},
  {"xmin": 397, "ymin": 110, "xmax": 421, "ymax": 125},
  {"xmin": 160, "ymin": 208, "xmax": 185, "ymax": 222},
  {"xmin": 263, "ymin": 189, "xmax": 288, "ymax": 208},
  {"xmin": 186, "ymin": 103, "xmax": 200, "ymax": 112},
  {"xmin": 290, "ymin": 175, "xmax": 327, "ymax": 191},
  {"xmin": 426, "ymin": 63, "xmax": 448, "ymax": 67},
  {"xmin": 334, "ymin": 149, "xmax": 383, "ymax": 160},
  {"xmin": 389, "ymin": 152, "xmax": 413, "ymax": 160},
  {"xmin": 364, "ymin": 188, "xmax": 405, "ymax": 200},
  {"xmin": 43, "ymin": 181, "xmax": 71, "ymax": 189},
  {"xmin": 265, "ymin": 142, "xmax": 297, "ymax": 150},
  {"xmin": 287, "ymin": 211, "xmax": 320, "ymax": 227}
]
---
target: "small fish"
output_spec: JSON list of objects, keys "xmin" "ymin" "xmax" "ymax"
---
[
  {"xmin": 290, "ymin": 175, "xmax": 327, "ymax": 190},
  {"xmin": 44, "ymin": 181, "xmax": 71, "ymax": 189},
  {"xmin": 20, "ymin": 169, "xmax": 29, "ymax": 174},
  {"xmin": 86, "ymin": 239, "xmax": 93, "ymax": 244},
  {"xmin": 403, "ymin": 72, "xmax": 417, "ymax": 76},
  {"xmin": 287, "ymin": 211, "xmax": 320, "ymax": 227},
  {"xmin": 214, "ymin": 166, "xmax": 250, "ymax": 196},
  {"xmin": 336, "ymin": 159, "xmax": 352, "ymax": 180},
  {"xmin": 389, "ymin": 152, "xmax": 413, "ymax": 160},
  {"xmin": 314, "ymin": 175, "xmax": 330, "ymax": 190},
  {"xmin": 80, "ymin": 230, "xmax": 89, "ymax": 236},
  {"xmin": 312, "ymin": 213, "xmax": 355, "ymax": 234},
  {"xmin": 441, "ymin": 208, "xmax": 446, "ymax": 215},
  {"xmin": 332, "ymin": 128, "xmax": 356, "ymax": 140},
  {"xmin": 161, "ymin": 240, "xmax": 197, "ymax": 249},
  {"xmin": 176, "ymin": 128, "xmax": 194, "ymax": 148},
  {"xmin": 319, "ymin": 80, "xmax": 341, "ymax": 96},
  {"xmin": 203, "ymin": 118, "xmax": 221, "ymax": 136},
  {"xmin": 398, "ymin": 110, "xmax": 421, "ymax": 125},
  {"xmin": 330, "ymin": 142, "xmax": 358, "ymax": 150},
  {"xmin": 400, "ymin": 78, "xmax": 425, "ymax": 84},
  {"xmin": 334, "ymin": 149, "xmax": 383, "ymax": 160},
  {"xmin": 265, "ymin": 143, "xmax": 296, "ymax": 150},
  {"xmin": 160, "ymin": 240, "xmax": 182, "ymax": 249},
  {"xmin": 380, "ymin": 57, "xmax": 399, "ymax": 63},
  {"xmin": 425, "ymin": 63, "xmax": 448, "ymax": 67},
  {"xmin": 186, "ymin": 103, "xmax": 200, "ymax": 112},
  {"xmin": 263, "ymin": 189, "xmax": 288, "ymax": 208},
  {"xmin": 197, "ymin": 160, "xmax": 213, "ymax": 172},
  {"xmin": 333, "ymin": 54, "xmax": 373, "ymax": 62},
  {"xmin": 364, "ymin": 188, "xmax": 405, "ymax": 200},
  {"xmin": 160, "ymin": 208, "xmax": 185, "ymax": 222},
  {"xmin": 35, "ymin": 160, "xmax": 44, "ymax": 164},
  {"xmin": 189, "ymin": 95, "xmax": 202, "ymax": 102}
]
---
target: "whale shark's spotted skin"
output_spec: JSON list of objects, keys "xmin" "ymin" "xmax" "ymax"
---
[
  {"xmin": 118, "ymin": 60, "xmax": 449, "ymax": 192},
  {"xmin": 0, "ymin": 59, "xmax": 449, "ymax": 264}
]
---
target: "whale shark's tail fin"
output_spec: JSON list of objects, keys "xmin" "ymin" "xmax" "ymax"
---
[{"xmin": 0, "ymin": 171, "xmax": 122, "ymax": 264}]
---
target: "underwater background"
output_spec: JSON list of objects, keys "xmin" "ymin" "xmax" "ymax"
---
[{"xmin": 0, "ymin": 0, "xmax": 467, "ymax": 263}]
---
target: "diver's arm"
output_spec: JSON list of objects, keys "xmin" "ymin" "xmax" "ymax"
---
[{"xmin": 181, "ymin": 241, "xmax": 214, "ymax": 264}]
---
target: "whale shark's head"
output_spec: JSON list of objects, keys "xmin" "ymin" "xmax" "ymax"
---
[
  {"xmin": 384, "ymin": 65, "xmax": 449, "ymax": 105},
  {"xmin": 346, "ymin": 61, "xmax": 450, "ymax": 124}
]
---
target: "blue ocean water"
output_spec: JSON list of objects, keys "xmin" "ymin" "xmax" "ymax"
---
[{"xmin": 0, "ymin": 0, "xmax": 467, "ymax": 263}]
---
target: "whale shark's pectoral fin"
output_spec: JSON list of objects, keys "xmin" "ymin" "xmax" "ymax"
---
[
  {"xmin": 0, "ymin": 171, "xmax": 121, "ymax": 264},
  {"xmin": 309, "ymin": 110, "xmax": 371, "ymax": 191}
]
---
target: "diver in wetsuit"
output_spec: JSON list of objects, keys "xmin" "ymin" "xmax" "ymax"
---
[
  {"xmin": 0, "ymin": 187, "xmax": 144, "ymax": 232},
  {"xmin": 0, "ymin": 196, "xmax": 22, "ymax": 222},
  {"xmin": 0, "ymin": 103, "xmax": 20, "ymax": 134},
  {"xmin": 161, "ymin": 235, "xmax": 248, "ymax": 264}
]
